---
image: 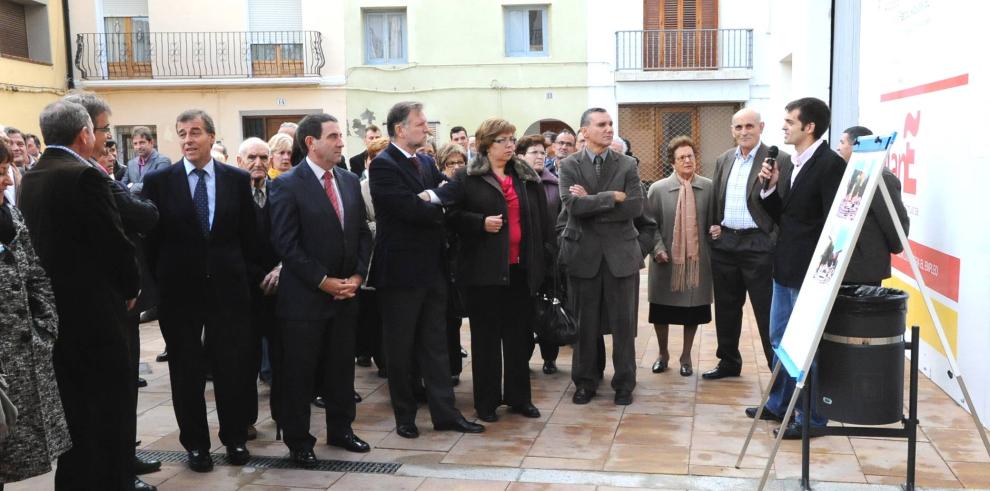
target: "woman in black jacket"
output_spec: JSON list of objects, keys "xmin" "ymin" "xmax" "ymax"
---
[{"xmin": 447, "ymin": 118, "xmax": 554, "ymax": 422}]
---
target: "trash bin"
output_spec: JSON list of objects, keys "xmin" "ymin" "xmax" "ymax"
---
[{"xmin": 816, "ymin": 285, "xmax": 909, "ymax": 425}]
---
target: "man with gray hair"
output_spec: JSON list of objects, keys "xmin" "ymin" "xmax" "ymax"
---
[{"xmin": 19, "ymin": 99, "xmax": 141, "ymax": 491}]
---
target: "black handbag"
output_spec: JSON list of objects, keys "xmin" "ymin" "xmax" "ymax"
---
[{"xmin": 534, "ymin": 263, "xmax": 577, "ymax": 346}]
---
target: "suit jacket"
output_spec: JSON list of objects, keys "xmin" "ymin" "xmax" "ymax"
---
[
  {"xmin": 367, "ymin": 144, "xmax": 447, "ymax": 288},
  {"xmin": 844, "ymin": 168, "xmax": 910, "ymax": 283},
  {"xmin": 269, "ymin": 164, "xmax": 372, "ymax": 320},
  {"xmin": 557, "ymin": 149, "xmax": 645, "ymax": 279},
  {"xmin": 709, "ymin": 143, "xmax": 793, "ymax": 237},
  {"xmin": 760, "ymin": 142, "xmax": 847, "ymax": 288},
  {"xmin": 349, "ymin": 151, "xmax": 367, "ymax": 177},
  {"xmin": 248, "ymin": 180, "xmax": 279, "ymax": 280},
  {"xmin": 141, "ymin": 159, "xmax": 257, "ymax": 318},
  {"xmin": 122, "ymin": 150, "xmax": 171, "ymax": 193},
  {"xmin": 18, "ymin": 147, "xmax": 139, "ymax": 353},
  {"xmin": 113, "ymin": 162, "xmax": 127, "ymax": 182}
]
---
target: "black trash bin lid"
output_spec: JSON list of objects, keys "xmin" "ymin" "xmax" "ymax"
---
[{"xmin": 834, "ymin": 285, "xmax": 908, "ymax": 314}]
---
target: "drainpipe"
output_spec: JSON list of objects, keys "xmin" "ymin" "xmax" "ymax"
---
[{"xmin": 62, "ymin": 0, "xmax": 75, "ymax": 89}]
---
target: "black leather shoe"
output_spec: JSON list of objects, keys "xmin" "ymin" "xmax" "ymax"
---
[
  {"xmin": 291, "ymin": 448, "xmax": 318, "ymax": 469},
  {"xmin": 614, "ymin": 390, "xmax": 633, "ymax": 406},
  {"xmin": 652, "ymin": 359, "xmax": 668, "ymax": 373},
  {"xmin": 396, "ymin": 423, "xmax": 419, "ymax": 439},
  {"xmin": 745, "ymin": 406, "xmax": 784, "ymax": 422},
  {"xmin": 313, "ymin": 396, "xmax": 326, "ymax": 409},
  {"xmin": 353, "ymin": 391, "xmax": 362, "ymax": 403},
  {"xmin": 434, "ymin": 417, "xmax": 485, "ymax": 433},
  {"xmin": 377, "ymin": 367, "xmax": 388, "ymax": 378},
  {"xmin": 477, "ymin": 411, "xmax": 498, "ymax": 423},
  {"xmin": 356, "ymin": 355, "xmax": 372, "ymax": 367},
  {"xmin": 134, "ymin": 455, "xmax": 162, "ymax": 475},
  {"xmin": 509, "ymin": 403, "xmax": 541, "ymax": 418},
  {"xmin": 246, "ymin": 424, "xmax": 258, "ymax": 441},
  {"xmin": 155, "ymin": 350, "xmax": 168, "ymax": 362},
  {"xmin": 137, "ymin": 377, "xmax": 148, "ymax": 388},
  {"xmin": 542, "ymin": 361, "xmax": 557, "ymax": 374},
  {"xmin": 226, "ymin": 445, "xmax": 250, "ymax": 465},
  {"xmin": 460, "ymin": 346, "xmax": 469, "ymax": 358},
  {"xmin": 679, "ymin": 364, "xmax": 693, "ymax": 377},
  {"xmin": 140, "ymin": 307, "xmax": 158, "ymax": 323},
  {"xmin": 135, "ymin": 477, "xmax": 157, "ymax": 491},
  {"xmin": 774, "ymin": 421, "xmax": 825, "ymax": 440},
  {"xmin": 187, "ymin": 449, "xmax": 213, "ymax": 472},
  {"xmin": 702, "ymin": 365, "xmax": 741, "ymax": 380},
  {"xmin": 572, "ymin": 388, "xmax": 595, "ymax": 405},
  {"xmin": 451, "ymin": 375, "xmax": 460, "ymax": 386},
  {"xmin": 328, "ymin": 432, "xmax": 371, "ymax": 453}
]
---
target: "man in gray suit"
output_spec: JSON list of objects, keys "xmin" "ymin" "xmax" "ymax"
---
[
  {"xmin": 558, "ymin": 108, "xmax": 644, "ymax": 406},
  {"xmin": 703, "ymin": 108, "xmax": 792, "ymax": 379},
  {"xmin": 122, "ymin": 126, "xmax": 170, "ymax": 194}
]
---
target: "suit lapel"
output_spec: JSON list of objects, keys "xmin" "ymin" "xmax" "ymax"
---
[
  {"xmin": 597, "ymin": 150, "xmax": 620, "ymax": 191},
  {"xmin": 785, "ymin": 143, "xmax": 827, "ymax": 206},
  {"xmin": 171, "ymin": 162, "xmax": 202, "ymax": 234},
  {"xmin": 297, "ymin": 162, "xmax": 341, "ymax": 228},
  {"xmin": 385, "ymin": 144, "xmax": 426, "ymax": 191},
  {"xmin": 746, "ymin": 144, "xmax": 768, "ymax": 200},
  {"xmin": 576, "ymin": 151, "xmax": 599, "ymax": 192}
]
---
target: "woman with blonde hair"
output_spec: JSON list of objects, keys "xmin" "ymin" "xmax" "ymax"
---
[{"xmin": 267, "ymin": 133, "xmax": 295, "ymax": 179}]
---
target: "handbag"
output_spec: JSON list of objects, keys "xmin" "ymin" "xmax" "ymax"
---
[
  {"xmin": 533, "ymin": 261, "xmax": 577, "ymax": 346},
  {"xmin": 0, "ymin": 373, "xmax": 17, "ymax": 442}
]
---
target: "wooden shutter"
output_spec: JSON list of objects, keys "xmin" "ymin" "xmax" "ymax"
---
[
  {"xmin": 0, "ymin": 0, "xmax": 29, "ymax": 59},
  {"xmin": 642, "ymin": 0, "xmax": 718, "ymax": 69}
]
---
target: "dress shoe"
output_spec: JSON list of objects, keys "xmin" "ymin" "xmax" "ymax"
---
[
  {"xmin": 328, "ymin": 432, "xmax": 371, "ymax": 453},
  {"xmin": 477, "ymin": 411, "xmax": 498, "ymax": 423},
  {"xmin": 139, "ymin": 307, "xmax": 158, "ymax": 323},
  {"xmin": 137, "ymin": 377, "xmax": 148, "ymax": 388},
  {"xmin": 187, "ymin": 449, "xmax": 213, "ymax": 472},
  {"xmin": 679, "ymin": 364, "xmax": 693, "ymax": 377},
  {"xmin": 377, "ymin": 367, "xmax": 388, "ymax": 378},
  {"xmin": 774, "ymin": 421, "xmax": 825, "ymax": 440},
  {"xmin": 313, "ymin": 396, "xmax": 327, "ymax": 409},
  {"xmin": 745, "ymin": 406, "xmax": 784, "ymax": 422},
  {"xmin": 614, "ymin": 390, "xmax": 633, "ymax": 406},
  {"xmin": 652, "ymin": 359, "xmax": 668, "ymax": 373},
  {"xmin": 353, "ymin": 391, "xmax": 362, "ymax": 403},
  {"xmin": 134, "ymin": 454, "xmax": 162, "ymax": 475},
  {"xmin": 355, "ymin": 355, "xmax": 372, "ymax": 367},
  {"xmin": 155, "ymin": 350, "xmax": 168, "ymax": 362},
  {"xmin": 434, "ymin": 417, "xmax": 485, "ymax": 433},
  {"xmin": 572, "ymin": 387, "xmax": 595, "ymax": 404},
  {"xmin": 291, "ymin": 448, "xmax": 318, "ymax": 469},
  {"xmin": 246, "ymin": 424, "xmax": 258, "ymax": 441},
  {"xmin": 509, "ymin": 403, "xmax": 541, "ymax": 418},
  {"xmin": 460, "ymin": 346, "xmax": 469, "ymax": 358},
  {"xmin": 396, "ymin": 423, "xmax": 419, "ymax": 439},
  {"xmin": 542, "ymin": 361, "xmax": 557, "ymax": 374},
  {"xmin": 134, "ymin": 477, "xmax": 157, "ymax": 491},
  {"xmin": 451, "ymin": 375, "xmax": 460, "ymax": 386},
  {"xmin": 226, "ymin": 445, "xmax": 250, "ymax": 465},
  {"xmin": 701, "ymin": 365, "xmax": 741, "ymax": 380}
]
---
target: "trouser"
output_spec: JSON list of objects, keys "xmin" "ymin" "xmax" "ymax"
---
[
  {"xmin": 710, "ymin": 245, "xmax": 774, "ymax": 369},
  {"xmin": 247, "ymin": 293, "xmax": 276, "ymax": 425},
  {"xmin": 446, "ymin": 281, "xmax": 465, "ymax": 376},
  {"xmin": 355, "ymin": 288, "xmax": 385, "ymax": 368}
]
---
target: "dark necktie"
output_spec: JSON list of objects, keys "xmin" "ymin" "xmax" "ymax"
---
[
  {"xmin": 594, "ymin": 155, "xmax": 603, "ymax": 178},
  {"xmin": 322, "ymin": 170, "xmax": 343, "ymax": 226},
  {"xmin": 192, "ymin": 168, "xmax": 210, "ymax": 235},
  {"xmin": 254, "ymin": 187, "xmax": 266, "ymax": 208}
]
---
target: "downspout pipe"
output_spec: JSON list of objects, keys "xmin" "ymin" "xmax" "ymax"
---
[{"xmin": 62, "ymin": 0, "xmax": 75, "ymax": 89}]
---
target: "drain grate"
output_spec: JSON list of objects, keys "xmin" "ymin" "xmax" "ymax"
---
[{"xmin": 136, "ymin": 449, "xmax": 401, "ymax": 474}]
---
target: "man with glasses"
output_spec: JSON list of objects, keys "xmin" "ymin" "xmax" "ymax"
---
[{"xmin": 545, "ymin": 129, "xmax": 576, "ymax": 175}]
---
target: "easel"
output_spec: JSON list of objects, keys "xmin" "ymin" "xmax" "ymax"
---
[{"xmin": 735, "ymin": 134, "xmax": 990, "ymax": 490}]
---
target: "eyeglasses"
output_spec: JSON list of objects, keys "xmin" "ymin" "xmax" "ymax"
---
[
  {"xmin": 493, "ymin": 136, "xmax": 517, "ymax": 145},
  {"xmin": 94, "ymin": 125, "xmax": 112, "ymax": 134},
  {"xmin": 675, "ymin": 154, "xmax": 696, "ymax": 161}
]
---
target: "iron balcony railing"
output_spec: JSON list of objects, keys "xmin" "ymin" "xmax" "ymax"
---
[
  {"xmin": 75, "ymin": 30, "xmax": 325, "ymax": 81},
  {"xmin": 615, "ymin": 28, "xmax": 753, "ymax": 71}
]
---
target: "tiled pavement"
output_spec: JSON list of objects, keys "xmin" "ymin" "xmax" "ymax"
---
[{"xmin": 9, "ymin": 278, "xmax": 990, "ymax": 490}]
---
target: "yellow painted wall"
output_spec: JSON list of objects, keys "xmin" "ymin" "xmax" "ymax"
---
[{"xmin": 885, "ymin": 276, "xmax": 959, "ymax": 358}]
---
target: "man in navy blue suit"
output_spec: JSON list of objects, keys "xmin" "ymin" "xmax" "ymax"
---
[
  {"xmin": 368, "ymin": 101, "xmax": 484, "ymax": 439},
  {"xmin": 141, "ymin": 110, "xmax": 258, "ymax": 472},
  {"xmin": 268, "ymin": 113, "xmax": 374, "ymax": 467}
]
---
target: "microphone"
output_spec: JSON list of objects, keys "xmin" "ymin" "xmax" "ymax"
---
[{"xmin": 762, "ymin": 146, "xmax": 779, "ymax": 192}]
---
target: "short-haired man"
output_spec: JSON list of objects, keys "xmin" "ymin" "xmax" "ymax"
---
[
  {"xmin": 546, "ymin": 129, "xmax": 576, "ymax": 175},
  {"xmin": 559, "ymin": 108, "xmax": 644, "ymax": 406},
  {"xmin": 24, "ymin": 132, "xmax": 41, "ymax": 167},
  {"xmin": 19, "ymin": 99, "xmax": 141, "ymax": 490},
  {"xmin": 4, "ymin": 127, "xmax": 29, "ymax": 170},
  {"xmin": 368, "ymin": 101, "xmax": 484, "ymax": 438},
  {"xmin": 836, "ymin": 125, "xmax": 910, "ymax": 285},
  {"xmin": 749, "ymin": 97, "xmax": 846, "ymax": 439},
  {"xmin": 703, "ymin": 108, "xmax": 792, "ymax": 380},
  {"xmin": 449, "ymin": 126, "xmax": 470, "ymax": 160},
  {"xmin": 122, "ymin": 126, "xmax": 170, "ymax": 194},
  {"xmin": 142, "ymin": 109, "xmax": 260, "ymax": 471},
  {"xmin": 349, "ymin": 124, "xmax": 381, "ymax": 176}
]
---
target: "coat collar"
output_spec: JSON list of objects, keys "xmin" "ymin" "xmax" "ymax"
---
[{"xmin": 466, "ymin": 155, "xmax": 541, "ymax": 183}]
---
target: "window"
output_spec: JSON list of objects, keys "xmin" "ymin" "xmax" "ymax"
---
[
  {"xmin": 0, "ymin": 0, "xmax": 52, "ymax": 63},
  {"xmin": 643, "ymin": 0, "xmax": 719, "ymax": 69},
  {"xmin": 504, "ymin": 5, "xmax": 548, "ymax": 57},
  {"xmin": 248, "ymin": 0, "xmax": 304, "ymax": 76},
  {"xmin": 104, "ymin": 17, "xmax": 151, "ymax": 78},
  {"xmin": 364, "ymin": 9, "xmax": 406, "ymax": 65}
]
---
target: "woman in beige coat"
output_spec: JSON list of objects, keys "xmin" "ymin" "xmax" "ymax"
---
[{"xmin": 646, "ymin": 136, "xmax": 714, "ymax": 377}]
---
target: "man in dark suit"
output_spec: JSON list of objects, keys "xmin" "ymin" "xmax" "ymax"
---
[
  {"xmin": 141, "ymin": 110, "xmax": 259, "ymax": 471},
  {"xmin": 64, "ymin": 91, "xmax": 162, "ymax": 491},
  {"xmin": 348, "ymin": 124, "xmax": 381, "ymax": 176},
  {"xmin": 368, "ymin": 101, "xmax": 484, "ymax": 438},
  {"xmin": 749, "ymin": 97, "xmax": 846, "ymax": 439},
  {"xmin": 19, "ymin": 99, "xmax": 140, "ymax": 490},
  {"xmin": 703, "ymin": 108, "xmax": 793, "ymax": 379},
  {"xmin": 558, "ymin": 108, "xmax": 644, "ymax": 406},
  {"xmin": 269, "ymin": 113, "xmax": 373, "ymax": 466}
]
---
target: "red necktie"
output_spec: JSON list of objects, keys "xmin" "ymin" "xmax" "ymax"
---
[{"xmin": 322, "ymin": 170, "xmax": 343, "ymax": 226}]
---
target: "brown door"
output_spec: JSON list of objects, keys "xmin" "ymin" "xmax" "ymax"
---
[
  {"xmin": 643, "ymin": 0, "xmax": 718, "ymax": 70},
  {"xmin": 251, "ymin": 43, "xmax": 305, "ymax": 77},
  {"xmin": 104, "ymin": 17, "xmax": 152, "ymax": 79}
]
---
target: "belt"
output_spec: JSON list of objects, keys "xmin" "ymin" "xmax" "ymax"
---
[{"xmin": 721, "ymin": 227, "xmax": 761, "ymax": 236}]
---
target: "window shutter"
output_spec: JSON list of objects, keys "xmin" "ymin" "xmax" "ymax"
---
[
  {"xmin": 643, "ymin": 0, "xmax": 660, "ymax": 30},
  {"xmin": 248, "ymin": 0, "xmax": 302, "ymax": 31},
  {"xmin": 102, "ymin": 0, "xmax": 148, "ymax": 18},
  {"xmin": 0, "ymin": 0, "xmax": 29, "ymax": 58},
  {"xmin": 506, "ymin": 9, "xmax": 526, "ymax": 54},
  {"xmin": 662, "ymin": 0, "xmax": 679, "ymax": 29},
  {"xmin": 700, "ymin": 0, "xmax": 718, "ymax": 29}
]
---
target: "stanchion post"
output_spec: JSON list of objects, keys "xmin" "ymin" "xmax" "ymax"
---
[
  {"xmin": 736, "ymin": 361, "xmax": 782, "ymax": 468},
  {"xmin": 801, "ymin": 375, "xmax": 812, "ymax": 490},
  {"xmin": 906, "ymin": 325, "xmax": 919, "ymax": 491},
  {"xmin": 757, "ymin": 381, "xmax": 803, "ymax": 491}
]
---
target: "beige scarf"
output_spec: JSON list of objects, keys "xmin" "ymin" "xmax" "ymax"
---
[{"xmin": 670, "ymin": 175, "xmax": 700, "ymax": 292}]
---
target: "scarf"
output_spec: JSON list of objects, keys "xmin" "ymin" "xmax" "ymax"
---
[
  {"xmin": 670, "ymin": 174, "xmax": 700, "ymax": 292},
  {"xmin": 267, "ymin": 167, "xmax": 283, "ymax": 180}
]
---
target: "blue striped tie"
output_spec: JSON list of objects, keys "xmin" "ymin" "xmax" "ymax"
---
[{"xmin": 192, "ymin": 168, "xmax": 210, "ymax": 235}]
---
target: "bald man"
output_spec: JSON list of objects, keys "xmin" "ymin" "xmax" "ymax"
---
[{"xmin": 703, "ymin": 108, "xmax": 792, "ymax": 379}]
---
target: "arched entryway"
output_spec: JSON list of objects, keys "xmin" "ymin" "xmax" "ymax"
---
[{"xmin": 521, "ymin": 118, "xmax": 574, "ymax": 137}]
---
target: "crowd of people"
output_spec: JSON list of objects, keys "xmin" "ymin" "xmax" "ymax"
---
[{"xmin": 0, "ymin": 93, "xmax": 910, "ymax": 491}]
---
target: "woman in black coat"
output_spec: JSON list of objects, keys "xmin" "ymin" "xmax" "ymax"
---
[{"xmin": 447, "ymin": 118, "xmax": 554, "ymax": 423}]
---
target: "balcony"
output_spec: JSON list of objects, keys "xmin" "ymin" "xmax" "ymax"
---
[
  {"xmin": 74, "ymin": 30, "xmax": 325, "ymax": 85},
  {"xmin": 615, "ymin": 28, "xmax": 752, "ymax": 74}
]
